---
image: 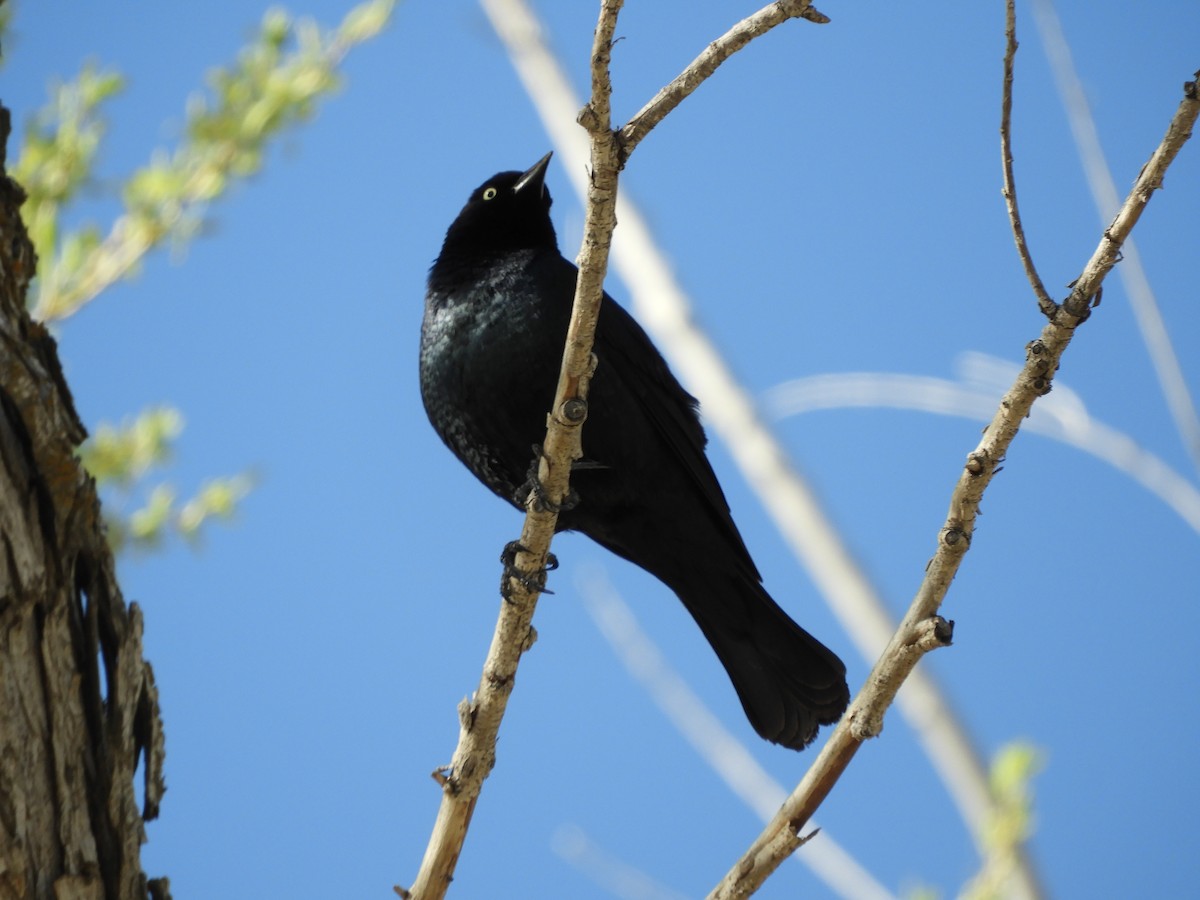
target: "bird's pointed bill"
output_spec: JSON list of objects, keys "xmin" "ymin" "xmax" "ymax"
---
[{"xmin": 513, "ymin": 152, "xmax": 553, "ymax": 196}]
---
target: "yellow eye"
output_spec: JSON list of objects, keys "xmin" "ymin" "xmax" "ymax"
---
[{"xmin": 482, "ymin": 187, "xmax": 498, "ymax": 201}]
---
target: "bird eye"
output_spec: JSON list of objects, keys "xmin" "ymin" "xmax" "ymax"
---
[{"xmin": 482, "ymin": 187, "xmax": 498, "ymax": 201}]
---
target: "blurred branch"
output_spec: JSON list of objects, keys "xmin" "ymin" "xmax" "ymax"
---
[
  {"xmin": 19, "ymin": 0, "xmax": 394, "ymax": 322},
  {"xmin": 1031, "ymin": 0, "xmax": 1200, "ymax": 475},
  {"xmin": 402, "ymin": 2, "xmax": 829, "ymax": 897},
  {"xmin": 482, "ymin": 1, "xmax": 1041, "ymax": 896},
  {"xmin": 709, "ymin": 73, "xmax": 1200, "ymax": 900},
  {"xmin": 578, "ymin": 568, "xmax": 896, "ymax": 900},
  {"xmin": 12, "ymin": 63, "xmax": 125, "ymax": 294},
  {"xmin": 1000, "ymin": 0, "xmax": 1054, "ymax": 316},
  {"xmin": 960, "ymin": 744, "xmax": 1044, "ymax": 900},
  {"xmin": 766, "ymin": 353, "xmax": 1200, "ymax": 537},
  {"xmin": 553, "ymin": 824, "xmax": 692, "ymax": 900},
  {"xmin": 12, "ymin": 1, "xmax": 391, "ymax": 557}
]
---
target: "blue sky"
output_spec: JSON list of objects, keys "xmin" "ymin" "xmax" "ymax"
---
[{"xmin": 6, "ymin": 1, "xmax": 1199, "ymax": 897}]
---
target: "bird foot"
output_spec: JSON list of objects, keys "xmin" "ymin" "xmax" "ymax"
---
[
  {"xmin": 521, "ymin": 444, "xmax": 580, "ymax": 513},
  {"xmin": 499, "ymin": 540, "xmax": 559, "ymax": 601}
]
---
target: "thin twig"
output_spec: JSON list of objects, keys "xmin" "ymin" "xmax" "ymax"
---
[
  {"xmin": 1032, "ymin": 0, "xmax": 1200, "ymax": 474},
  {"xmin": 709, "ymin": 74, "xmax": 1199, "ymax": 899},
  {"xmin": 1001, "ymin": 0, "xmax": 1056, "ymax": 316},
  {"xmin": 618, "ymin": 0, "xmax": 828, "ymax": 161}
]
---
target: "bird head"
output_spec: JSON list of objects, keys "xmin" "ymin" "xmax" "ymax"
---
[{"xmin": 439, "ymin": 152, "xmax": 558, "ymax": 257}]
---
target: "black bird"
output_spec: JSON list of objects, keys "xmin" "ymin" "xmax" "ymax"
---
[{"xmin": 419, "ymin": 153, "xmax": 848, "ymax": 750}]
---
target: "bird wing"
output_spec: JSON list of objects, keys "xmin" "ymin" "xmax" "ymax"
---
[{"xmin": 531, "ymin": 253, "xmax": 761, "ymax": 580}]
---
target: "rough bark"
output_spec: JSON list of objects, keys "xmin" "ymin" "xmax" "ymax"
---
[{"xmin": 0, "ymin": 105, "xmax": 168, "ymax": 900}]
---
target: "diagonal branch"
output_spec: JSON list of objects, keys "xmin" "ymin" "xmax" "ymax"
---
[
  {"xmin": 404, "ymin": 1, "xmax": 832, "ymax": 895},
  {"xmin": 1032, "ymin": 0, "xmax": 1200, "ymax": 474},
  {"xmin": 1001, "ymin": 0, "xmax": 1056, "ymax": 316},
  {"xmin": 709, "ymin": 72, "xmax": 1199, "ymax": 900},
  {"xmin": 1058, "ymin": 79, "xmax": 1197, "ymax": 318},
  {"xmin": 480, "ymin": 2, "xmax": 1042, "ymax": 894},
  {"xmin": 401, "ymin": 3, "xmax": 624, "ymax": 897},
  {"xmin": 618, "ymin": 0, "xmax": 829, "ymax": 161}
]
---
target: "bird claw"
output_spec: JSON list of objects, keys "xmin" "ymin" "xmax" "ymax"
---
[
  {"xmin": 499, "ymin": 540, "xmax": 559, "ymax": 601},
  {"xmin": 521, "ymin": 444, "xmax": 580, "ymax": 513}
]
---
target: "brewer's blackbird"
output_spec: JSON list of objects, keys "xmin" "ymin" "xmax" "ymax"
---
[{"xmin": 419, "ymin": 152, "xmax": 848, "ymax": 750}]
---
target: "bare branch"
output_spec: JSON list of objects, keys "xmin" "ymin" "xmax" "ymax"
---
[
  {"xmin": 406, "ymin": 1, "xmax": 850, "ymax": 894},
  {"xmin": 1032, "ymin": 0, "xmax": 1200, "ymax": 473},
  {"xmin": 1060, "ymin": 77, "xmax": 1198, "ymax": 318},
  {"xmin": 481, "ymin": 4, "xmax": 1049, "ymax": 895},
  {"xmin": 618, "ymin": 0, "xmax": 828, "ymax": 161},
  {"xmin": 1000, "ymin": 0, "xmax": 1056, "ymax": 316},
  {"xmin": 402, "ymin": 3, "xmax": 625, "ymax": 897},
  {"xmin": 710, "ymin": 72, "xmax": 1199, "ymax": 900}
]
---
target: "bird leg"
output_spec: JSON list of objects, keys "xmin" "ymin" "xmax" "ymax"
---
[
  {"xmin": 519, "ymin": 444, "xmax": 580, "ymax": 513},
  {"xmin": 499, "ymin": 540, "xmax": 559, "ymax": 601}
]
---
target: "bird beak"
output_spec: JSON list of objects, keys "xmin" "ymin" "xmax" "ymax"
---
[{"xmin": 513, "ymin": 151, "xmax": 553, "ymax": 196}]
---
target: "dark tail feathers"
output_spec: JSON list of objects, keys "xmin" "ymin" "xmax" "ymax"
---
[{"xmin": 677, "ymin": 574, "xmax": 848, "ymax": 751}]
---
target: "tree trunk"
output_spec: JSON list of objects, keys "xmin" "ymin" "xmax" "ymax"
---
[{"xmin": 0, "ymin": 106, "xmax": 168, "ymax": 899}]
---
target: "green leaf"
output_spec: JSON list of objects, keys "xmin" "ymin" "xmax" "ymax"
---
[
  {"xmin": 28, "ymin": 2, "xmax": 395, "ymax": 321},
  {"xmin": 129, "ymin": 484, "xmax": 177, "ymax": 544},
  {"xmin": 14, "ymin": 62, "xmax": 126, "ymax": 290},
  {"xmin": 177, "ymin": 474, "xmax": 255, "ymax": 538},
  {"xmin": 957, "ymin": 741, "xmax": 1044, "ymax": 900},
  {"xmin": 81, "ymin": 406, "xmax": 184, "ymax": 486},
  {"xmin": 339, "ymin": 0, "xmax": 396, "ymax": 44}
]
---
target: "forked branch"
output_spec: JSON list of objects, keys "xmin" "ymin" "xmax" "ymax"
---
[
  {"xmin": 709, "ymin": 71, "xmax": 1199, "ymax": 900},
  {"xmin": 1001, "ymin": 0, "xmax": 1056, "ymax": 316},
  {"xmin": 401, "ymin": 3, "xmax": 830, "ymax": 897}
]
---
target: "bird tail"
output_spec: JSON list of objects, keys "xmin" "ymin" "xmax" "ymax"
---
[{"xmin": 673, "ymin": 573, "xmax": 849, "ymax": 751}]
